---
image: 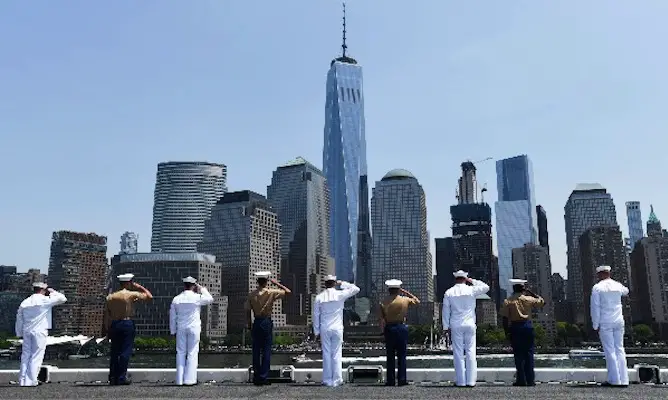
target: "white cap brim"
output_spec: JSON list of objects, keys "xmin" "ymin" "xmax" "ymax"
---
[
  {"xmin": 32, "ymin": 282, "xmax": 48, "ymax": 289},
  {"xmin": 254, "ymin": 271, "xmax": 271, "ymax": 278},
  {"xmin": 182, "ymin": 276, "xmax": 197, "ymax": 284},
  {"xmin": 596, "ymin": 265, "xmax": 612, "ymax": 273},
  {"xmin": 117, "ymin": 273, "xmax": 134, "ymax": 282},
  {"xmin": 325, "ymin": 275, "xmax": 337, "ymax": 281},
  {"xmin": 453, "ymin": 270, "xmax": 468, "ymax": 278},
  {"xmin": 385, "ymin": 279, "xmax": 402, "ymax": 288},
  {"xmin": 509, "ymin": 278, "xmax": 527, "ymax": 285}
]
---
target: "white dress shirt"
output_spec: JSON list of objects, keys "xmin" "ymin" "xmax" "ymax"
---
[
  {"xmin": 442, "ymin": 279, "xmax": 490, "ymax": 330},
  {"xmin": 312, "ymin": 282, "xmax": 360, "ymax": 335},
  {"xmin": 591, "ymin": 278, "xmax": 629, "ymax": 330},
  {"xmin": 170, "ymin": 287, "xmax": 215, "ymax": 334},
  {"xmin": 15, "ymin": 289, "xmax": 68, "ymax": 336}
]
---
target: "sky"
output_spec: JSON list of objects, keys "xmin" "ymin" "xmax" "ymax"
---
[{"xmin": 2, "ymin": 1, "xmax": 668, "ymax": 278}]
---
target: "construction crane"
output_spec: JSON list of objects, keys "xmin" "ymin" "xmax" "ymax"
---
[{"xmin": 471, "ymin": 157, "xmax": 493, "ymax": 165}]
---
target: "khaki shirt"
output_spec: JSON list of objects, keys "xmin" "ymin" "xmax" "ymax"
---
[
  {"xmin": 499, "ymin": 293, "xmax": 545, "ymax": 322},
  {"xmin": 103, "ymin": 289, "xmax": 150, "ymax": 331},
  {"xmin": 245, "ymin": 288, "xmax": 286, "ymax": 318},
  {"xmin": 380, "ymin": 295, "xmax": 418, "ymax": 324}
]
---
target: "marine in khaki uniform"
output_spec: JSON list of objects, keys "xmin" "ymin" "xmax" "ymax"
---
[
  {"xmin": 379, "ymin": 279, "xmax": 420, "ymax": 386},
  {"xmin": 103, "ymin": 273, "xmax": 153, "ymax": 386},
  {"xmin": 245, "ymin": 271, "xmax": 291, "ymax": 386},
  {"xmin": 499, "ymin": 278, "xmax": 545, "ymax": 387}
]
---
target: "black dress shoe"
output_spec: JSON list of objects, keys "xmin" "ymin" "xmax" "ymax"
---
[
  {"xmin": 385, "ymin": 382, "xmax": 395, "ymax": 386},
  {"xmin": 117, "ymin": 380, "xmax": 132, "ymax": 385},
  {"xmin": 398, "ymin": 381, "xmax": 409, "ymax": 386}
]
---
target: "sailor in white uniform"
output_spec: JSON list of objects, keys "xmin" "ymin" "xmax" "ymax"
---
[
  {"xmin": 312, "ymin": 275, "xmax": 360, "ymax": 387},
  {"xmin": 15, "ymin": 282, "xmax": 67, "ymax": 387},
  {"xmin": 169, "ymin": 276, "xmax": 214, "ymax": 386},
  {"xmin": 442, "ymin": 270, "xmax": 490, "ymax": 387},
  {"xmin": 590, "ymin": 265, "xmax": 630, "ymax": 387}
]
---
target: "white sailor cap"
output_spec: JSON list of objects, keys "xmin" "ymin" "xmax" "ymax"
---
[
  {"xmin": 453, "ymin": 270, "xmax": 468, "ymax": 278},
  {"xmin": 182, "ymin": 276, "xmax": 197, "ymax": 284},
  {"xmin": 117, "ymin": 273, "xmax": 134, "ymax": 282},
  {"xmin": 32, "ymin": 282, "xmax": 48, "ymax": 289},
  {"xmin": 325, "ymin": 275, "xmax": 337, "ymax": 281},
  {"xmin": 254, "ymin": 271, "xmax": 271, "ymax": 278},
  {"xmin": 385, "ymin": 279, "xmax": 402, "ymax": 288},
  {"xmin": 596, "ymin": 265, "xmax": 612, "ymax": 273},
  {"xmin": 509, "ymin": 278, "xmax": 527, "ymax": 285}
]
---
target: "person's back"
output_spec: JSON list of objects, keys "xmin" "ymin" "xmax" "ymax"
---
[
  {"xmin": 592, "ymin": 278, "xmax": 627, "ymax": 326},
  {"xmin": 18, "ymin": 294, "xmax": 59, "ymax": 334},
  {"xmin": 444, "ymin": 280, "xmax": 488, "ymax": 328},
  {"xmin": 314, "ymin": 282, "xmax": 359, "ymax": 333},
  {"xmin": 171, "ymin": 290, "xmax": 213, "ymax": 330}
]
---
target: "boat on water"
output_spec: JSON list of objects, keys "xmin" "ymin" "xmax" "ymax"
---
[
  {"xmin": 67, "ymin": 354, "xmax": 91, "ymax": 360},
  {"xmin": 568, "ymin": 348, "xmax": 605, "ymax": 359},
  {"xmin": 291, "ymin": 353, "xmax": 313, "ymax": 363}
]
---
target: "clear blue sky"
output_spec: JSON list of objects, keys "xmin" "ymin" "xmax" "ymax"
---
[{"xmin": 2, "ymin": 1, "xmax": 668, "ymax": 278}]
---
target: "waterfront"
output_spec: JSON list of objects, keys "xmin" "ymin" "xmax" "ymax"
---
[{"xmin": 2, "ymin": 352, "xmax": 668, "ymax": 370}]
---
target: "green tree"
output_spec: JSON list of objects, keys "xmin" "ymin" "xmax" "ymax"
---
[
  {"xmin": 273, "ymin": 335, "xmax": 296, "ymax": 346},
  {"xmin": 0, "ymin": 340, "xmax": 12, "ymax": 350},
  {"xmin": 556, "ymin": 321, "xmax": 583, "ymax": 346},
  {"xmin": 633, "ymin": 324, "xmax": 654, "ymax": 345},
  {"xmin": 200, "ymin": 335, "xmax": 211, "ymax": 350},
  {"xmin": 407, "ymin": 324, "xmax": 431, "ymax": 344},
  {"xmin": 134, "ymin": 337, "xmax": 148, "ymax": 349}
]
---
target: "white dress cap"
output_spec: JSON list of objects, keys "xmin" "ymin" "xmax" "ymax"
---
[
  {"xmin": 596, "ymin": 265, "xmax": 612, "ymax": 273},
  {"xmin": 453, "ymin": 270, "xmax": 468, "ymax": 278},
  {"xmin": 325, "ymin": 275, "xmax": 337, "ymax": 281},
  {"xmin": 254, "ymin": 271, "xmax": 271, "ymax": 278},
  {"xmin": 509, "ymin": 278, "xmax": 528, "ymax": 285},
  {"xmin": 385, "ymin": 279, "xmax": 403, "ymax": 288},
  {"xmin": 117, "ymin": 273, "xmax": 134, "ymax": 282},
  {"xmin": 32, "ymin": 282, "xmax": 48, "ymax": 289},
  {"xmin": 182, "ymin": 276, "xmax": 197, "ymax": 284}
]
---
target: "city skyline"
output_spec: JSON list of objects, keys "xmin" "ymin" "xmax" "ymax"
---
[{"xmin": 2, "ymin": 2, "xmax": 668, "ymax": 279}]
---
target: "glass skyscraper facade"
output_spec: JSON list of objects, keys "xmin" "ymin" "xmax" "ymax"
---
[
  {"xmin": 322, "ymin": 54, "xmax": 367, "ymax": 283},
  {"xmin": 267, "ymin": 157, "xmax": 334, "ymax": 325},
  {"xmin": 371, "ymin": 169, "xmax": 433, "ymax": 324},
  {"xmin": 495, "ymin": 155, "xmax": 537, "ymax": 297},
  {"xmin": 564, "ymin": 184, "xmax": 618, "ymax": 324},
  {"xmin": 626, "ymin": 201, "xmax": 644, "ymax": 250}
]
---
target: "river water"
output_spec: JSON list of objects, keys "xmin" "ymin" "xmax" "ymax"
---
[{"xmin": 2, "ymin": 353, "xmax": 668, "ymax": 369}]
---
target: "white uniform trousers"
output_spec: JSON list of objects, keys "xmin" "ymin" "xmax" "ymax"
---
[
  {"xmin": 451, "ymin": 325, "xmax": 477, "ymax": 386},
  {"xmin": 19, "ymin": 330, "xmax": 48, "ymax": 387},
  {"xmin": 599, "ymin": 322, "xmax": 628, "ymax": 385},
  {"xmin": 321, "ymin": 329, "xmax": 343, "ymax": 387},
  {"xmin": 175, "ymin": 327, "xmax": 201, "ymax": 385}
]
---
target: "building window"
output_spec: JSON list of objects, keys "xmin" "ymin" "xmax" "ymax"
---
[{"xmin": 340, "ymin": 87, "xmax": 345, "ymax": 101}]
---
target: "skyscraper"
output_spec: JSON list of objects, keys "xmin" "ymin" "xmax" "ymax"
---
[
  {"xmin": 151, "ymin": 162, "xmax": 227, "ymax": 253},
  {"xmin": 198, "ymin": 191, "xmax": 287, "ymax": 333},
  {"xmin": 564, "ymin": 183, "xmax": 618, "ymax": 324},
  {"xmin": 435, "ymin": 237, "xmax": 456, "ymax": 301},
  {"xmin": 322, "ymin": 5, "xmax": 368, "ymax": 283},
  {"xmin": 495, "ymin": 155, "xmax": 538, "ymax": 297},
  {"xmin": 119, "ymin": 231, "xmax": 138, "ymax": 255},
  {"xmin": 626, "ymin": 201, "xmax": 644, "ymax": 250},
  {"xmin": 48, "ymin": 231, "xmax": 108, "ymax": 336},
  {"xmin": 371, "ymin": 169, "xmax": 433, "ymax": 324},
  {"xmin": 267, "ymin": 157, "xmax": 334, "ymax": 325},
  {"xmin": 450, "ymin": 162, "xmax": 500, "ymax": 305},
  {"xmin": 536, "ymin": 205, "xmax": 549, "ymax": 254}
]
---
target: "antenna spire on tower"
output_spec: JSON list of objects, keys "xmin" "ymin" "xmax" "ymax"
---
[{"xmin": 342, "ymin": 2, "xmax": 348, "ymax": 57}]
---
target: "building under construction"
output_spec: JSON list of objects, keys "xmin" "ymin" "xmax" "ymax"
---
[{"xmin": 48, "ymin": 231, "xmax": 108, "ymax": 336}]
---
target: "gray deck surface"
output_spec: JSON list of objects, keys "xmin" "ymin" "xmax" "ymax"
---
[{"xmin": 0, "ymin": 382, "xmax": 667, "ymax": 399}]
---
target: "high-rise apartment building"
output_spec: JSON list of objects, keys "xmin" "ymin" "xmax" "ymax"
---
[
  {"xmin": 370, "ymin": 169, "xmax": 433, "ymax": 324},
  {"xmin": 48, "ymin": 231, "xmax": 108, "ymax": 336},
  {"xmin": 626, "ymin": 201, "xmax": 644, "ymax": 250},
  {"xmin": 630, "ymin": 209, "xmax": 668, "ymax": 339},
  {"xmin": 495, "ymin": 155, "xmax": 538, "ymax": 298},
  {"xmin": 435, "ymin": 237, "xmax": 456, "ymax": 301},
  {"xmin": 120, "ymin": 231, "xmax": 138, "ymax": 255},
  {"xmin": 267, "ymin": 157, "xmax": 334, "ymax": 326},
  {"xmin": 536, "ymin": 205, "xmax": 549, "ymax": 254},
  {"xmin": 564, "ymin": 183, "xmax": 618, "ymax": 324},
  {"xmin": 512, "ymin": 244, "xmax": 556, "ymax": 339},
  {"xmin": 151, "ymin": 162, "xmax": 227, "ymax": 253},
  {"xmin": 198, "ymin": 191, "xmax": 286, "ymax": 333},
  {"xmin": 579, "ymin": 225, "xmax": 631, "ymax": 335},
  {"xmin": 111, "ymin": 252, "xmax": 227, "ymax": 339},
  {"xmin": 322, "ymin": 7, "xmax": 368, "ymax": 284}
]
